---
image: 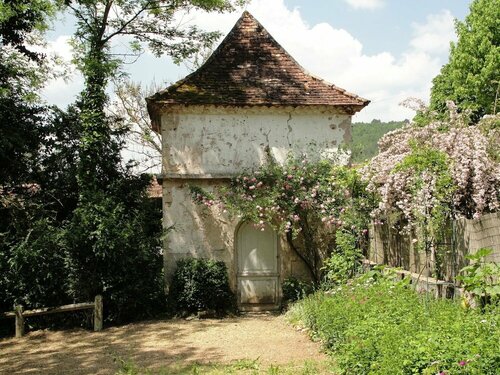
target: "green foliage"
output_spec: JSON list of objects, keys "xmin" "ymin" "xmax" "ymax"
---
[
  {"xmin": 394, "ymin": 144, "xmax": 455, "ymax": 264},
  {"xmin": 65, "ymin": 176, "xmax": 165, "ymax": 323},
  {"xmin": 68, "ymin": 0, "xmax": 244, "ymax": 76},
  {"xmin": 0, "ymin": 0, "xmax": 57, "ymax": 188},
  {"xmin": 191, "ymin": 156, "xmax": 375, "ymax": 283},
  {"xmin": 351, "ymin": 120, "xmax": 406, "ymax": 163},
  {"xmin": 0, "ymin": 0, "xmax": 167, "ymax": 330},
  {"xmin": 0, "ymin": 211, "xmax": 68, "ymax": 312},
  {"xmin": 169, "ymin": 258, "xmax": 235, "ymax": 315},
  {"xmin": 321, "ymin": 230, "xmax": 362, "ymax": 286},
  {"xmin": 0, "ymin": 0, "xmax": 71, "ymax": 317},
  {"xmin": 0, "ymin": 88, "xmax": 46, "ymax": 187},
  {"xmin": 0, "ymin": 0, "xmax": 59, "ymax": 60},
  {"xmin": 288, "ymin": 275, "xmax": 500, "ymax": 375},
  {"xmin": 58, "ymin": 0, "xmax": 246, "ymax": 325},
  {"xmin": 458, "ymin": 248, "xmax": 500, "ymax": 307},
  {"xmin": 282, "ymin": 277, "xmax": 314, "ymax": 303},
  {"xmin": 0, "ymin": 104, "xmax": 164, "ymax": 326},
  {"xmin": 36, "ymin": 105, "xmax": 82, "ymax": 221},
  {"xmin": 430, "ymin": 0, "xmax": 500, "ymax": 121}
]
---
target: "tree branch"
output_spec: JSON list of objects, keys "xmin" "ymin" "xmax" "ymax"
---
[
  {"xmin": 97, "ymin": 0, "xmax": 113, "ymax": 45},
  {"xmin": 286, "ymin": 230, "xmax": 318, "ymax": 284},
  {"xmin": 67, "ymin": 4, "xmax": 94, "ymax": 36},
  {"xmin": 101, "ymin": 1, "xmax": 152, "ymax": 45}
]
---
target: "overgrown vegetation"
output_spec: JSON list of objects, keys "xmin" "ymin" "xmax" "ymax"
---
[
  {"xmin": 1, "ymin": 0, "xmax": 246, "ymax": 330},
  {"xmin": 191, "ymin": 155, "xmax": 376, "ymax": 284},
  {"xmin": 115, "ymin": 357, "xmax": 332, "ymax": 375},
  {"xmin": 288, "ymin": 270, "xmax": 500, "ymax": 375},
  {"xmin": 169, "ymin": 258, "xmax": 235, "ymax": 316},
  {"xmin": 430, "ymin": 0, "xmax": 500, "ymax": 121},
  {"xmin": 457, "ymin": 248, "xmax": 500, "ymax": 308},
  {"xmin": 362, "ymin": 101, "xmax": 500, "ymax": 279}
]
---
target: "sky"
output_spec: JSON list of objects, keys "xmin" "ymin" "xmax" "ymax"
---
[{"xmin": 42, "ymin": 0, "xmax": 472, "ymax": 122}]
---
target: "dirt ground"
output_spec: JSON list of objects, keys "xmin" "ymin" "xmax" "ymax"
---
[{"xmin": 0, "ymin": 314, "xmax": 326, "ymax": 375}]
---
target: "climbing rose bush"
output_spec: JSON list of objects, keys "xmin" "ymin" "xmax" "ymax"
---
[
  {"xmin": 190, "ymin": 155, "xmax": 376, "ymax": 283},
  {"xmin": 363, "ymin": 101, "xmax": 500, "ymax": 232}
]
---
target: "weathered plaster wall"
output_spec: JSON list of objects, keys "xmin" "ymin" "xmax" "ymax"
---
[
  {"xmin": 161, "ymin": 105, "xmax": 351, "ymax": 176},
  {"xmin": 162, "ymin": 179, "xmax": 237, "ymax": 290},
  {"xmin": 161, "ymin": 105, "xmax": 349, "ymax": 294},
  {"xmin": 162, "ymin": 179, "xmax": 310, "ymax": 291}
]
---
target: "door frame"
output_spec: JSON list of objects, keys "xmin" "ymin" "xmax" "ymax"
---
[{"xmin": 234, "ymin": 221, "xmax": 281, "ymax": 311}]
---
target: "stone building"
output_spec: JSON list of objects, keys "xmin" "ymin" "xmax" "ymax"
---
[{"xmin": 147, "ymin": 11, "xmax": 369, "ymax": 310}]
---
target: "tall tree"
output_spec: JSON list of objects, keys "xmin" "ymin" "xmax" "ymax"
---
[
  {"xmin": 62, "ymin": 0, "xmax": 245, "ymax": 319},
  {"xmin": 66, "ymin": 0, "xmax": 243, "ymax": 198},
  {"xmin": 0, "ymin": 0, "xmax": 59, "ymax": 188},
  {"xmin": 429, "ymin": 0, "xmax": 500, "ymax": 122}
]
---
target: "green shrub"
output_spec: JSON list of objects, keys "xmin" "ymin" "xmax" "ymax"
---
[
  {"xmin": 288, "ymin": 274, "xmax": 500, "ymax": 374},
  {"xmin": 65, "ymin": 178, "xmax": 165, "ymax": 324},
  {"xmin": 321, "ymin": 230, "xmax": 363, "ymax": 288},
  {"xmin": 169, "ymin": 258, "xmax": 235, "ymax": 315},
  {"xmin": 457, "ymin": 248, "xmax": 500, "ymax": 308},
  {"xmin": 282, "ymin": 277, "xmax": 314, "ymax": 302}
]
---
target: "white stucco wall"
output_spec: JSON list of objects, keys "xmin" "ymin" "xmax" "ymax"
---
[
  {"xmin": 160, "ymin": 105, "xmax": 352, "ymax": 176},
  {"xmin": 162, "ymin": 180, "xmax": 238, "ymax": 288},
  {"xmin": 160, "ymin": 105, "xmax": 351, "ymax": 297},
  {"xmin": 163, "ymin": 179, "xmax": 311, "ymax": 293}
]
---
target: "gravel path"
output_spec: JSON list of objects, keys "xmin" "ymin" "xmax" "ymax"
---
[{"xmin": 0, "ymin": 314, "xmax": 326, "ymax": 374}]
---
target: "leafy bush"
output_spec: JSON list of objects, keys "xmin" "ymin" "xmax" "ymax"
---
[
  {"xmin": 458, "ymin": 248, "xmax": 500, "ymax": 308},
  {"xmin": 321, "ymin": 230, "xmax": 362, "ymax": 287},
  {"xmin": 282, "ymin": 277, "xmax": 314, "ymax": 303},
  {"xmin": 288, "ymin": 274, "xmax": 500, "ymax": 374},
  {"xmin": 0, "ymin": 214, "xmax": 69, "ymax": 312},
  {"xmin": 65, "ymin": 177, "xmax": 165, "ymax": 324},
  {"xmin": 169, "ymin": 258, "xmax": 235, "ymax": 315}
]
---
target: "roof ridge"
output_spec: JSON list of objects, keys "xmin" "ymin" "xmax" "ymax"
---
[
  {"xmin": 236, "ymin": 12, "xmax": 369, "ymax": 104},
  {"xmin": 150, "ymin": 11, "xmax": 258, "ymax": 100},
  {"xmin": 148, "ymin": 11, "xmax": 370, "ymax": 111}
]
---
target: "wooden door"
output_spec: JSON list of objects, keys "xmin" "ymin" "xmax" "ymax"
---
[{"xmin": 237, "ymin": 222, "xmax": 279, "ymax": 310}]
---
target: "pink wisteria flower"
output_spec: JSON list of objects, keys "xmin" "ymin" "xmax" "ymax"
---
[{"xmin": 362, "ymin": 103, "xmax": 499, "ymax": 229}]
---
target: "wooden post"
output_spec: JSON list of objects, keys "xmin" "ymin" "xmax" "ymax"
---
[
  {"xmin": 15, "ymin": 305, "xmax": 24, "ymax": 338},
  {"xmin": 94, "ymin": 295, "xmax": 103, "ymax": 332}
]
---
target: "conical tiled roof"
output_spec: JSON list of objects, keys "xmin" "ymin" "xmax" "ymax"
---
[{"xmin": 147, "ymin": 11, "xmax": 369, "ymax": 116}]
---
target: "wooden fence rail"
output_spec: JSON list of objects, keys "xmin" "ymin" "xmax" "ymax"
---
[{"xmin": 1, "ymin": 295, "xmax": 103, "ymax": 338}]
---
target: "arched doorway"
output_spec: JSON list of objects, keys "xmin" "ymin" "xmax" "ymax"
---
[{"xmin": 236, "ymin": 221, "xmax": 280, "ymax": 310}]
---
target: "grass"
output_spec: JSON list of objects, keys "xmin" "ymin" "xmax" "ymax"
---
[
  {"xmin": 114, "ymin": 357, "xmax": 334, "ymax": 375},
  {"xmin": 287, "ymin": 274, "xmax": 500, "ymax": 375}
]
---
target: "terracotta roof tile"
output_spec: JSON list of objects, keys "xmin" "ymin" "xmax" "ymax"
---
[
  {"xmin": 147, "ymin": 11, "xmax": 369, "ymax": 112},
  {"xmin": 147, "ymin": 176, "xmax": 162, "ymax": 198}
]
